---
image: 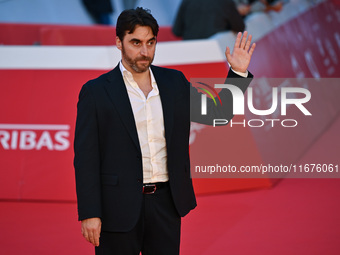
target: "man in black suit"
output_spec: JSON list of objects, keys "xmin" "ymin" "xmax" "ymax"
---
[{"xmin": 74, "ymin": 7, "xmax": 255, "ymax": 255}]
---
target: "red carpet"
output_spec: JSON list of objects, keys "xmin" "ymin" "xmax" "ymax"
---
[
  {"xmin": 182, "ymin": 178, "xmax": 340, "ymax": 255},
  {"xmin": 1, "ymin": 177, "xmax": 340, "ymax": 255},
  {"xmin": 1, "ymin": 116, "xmax": 340, "ymax": 254}
]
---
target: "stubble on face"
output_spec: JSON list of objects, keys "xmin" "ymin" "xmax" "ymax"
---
[{"xmin": 121, "ymin": 44, "xmax": 154, "ymax": 73}]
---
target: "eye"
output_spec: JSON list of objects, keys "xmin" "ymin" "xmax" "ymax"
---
[{"xmin": 147, "ymin": 41, "xmax": 155, "ymax": 46}]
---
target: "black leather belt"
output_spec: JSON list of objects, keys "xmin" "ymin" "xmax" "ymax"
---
[{"xmin": 143, "ymin": 182, "xmax": 169, "ymax": 194}]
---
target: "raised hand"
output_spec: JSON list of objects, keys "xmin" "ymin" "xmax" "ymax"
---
[{"xmin": 225, "ymin": 31, "xmax": 256, "ymax": 73}]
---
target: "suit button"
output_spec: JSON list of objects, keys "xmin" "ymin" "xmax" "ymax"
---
[{"xmin": 137, "ymin": 178, "xmax": 142, "ymax": 183}]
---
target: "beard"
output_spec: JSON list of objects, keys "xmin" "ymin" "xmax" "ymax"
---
[{"xmin": 121, "ymin": 45, "xmax": 154, "ymax": 73}]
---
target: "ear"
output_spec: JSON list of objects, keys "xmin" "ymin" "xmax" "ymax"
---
[{"xmin": 116, "ymin": 36, "xmax": 122, "ymax": 50}]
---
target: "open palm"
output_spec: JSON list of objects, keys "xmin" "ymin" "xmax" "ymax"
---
[{"xmin": 225, "ymin": 31, "xmax": 256, "ymax": 73}]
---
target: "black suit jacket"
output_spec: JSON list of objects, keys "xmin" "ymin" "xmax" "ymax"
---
[{"xmin": 74, "ymin": 64, "xmax": 252, "ymax": 232}]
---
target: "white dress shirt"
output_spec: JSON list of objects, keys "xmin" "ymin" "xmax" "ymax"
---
[
  {"xmin": 119, "ymin": 62, "xmax": 169, "ymax": 183},
  {"xmin": 119, "ymin": 62, "xmax": 247, "ymax": 183}
]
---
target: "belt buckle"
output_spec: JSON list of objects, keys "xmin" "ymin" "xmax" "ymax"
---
[{"xmin": 143, "ymin": 184, "xmax": 157, "ymax": 194}]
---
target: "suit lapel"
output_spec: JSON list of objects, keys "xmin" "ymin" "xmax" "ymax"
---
[
  {"xmin": 104, "ymin": 65, "xmax": 141, "ymax": 152},
  {"xmin": 151, "ymin": 66, "xmax": 175, "ymax": 149}
]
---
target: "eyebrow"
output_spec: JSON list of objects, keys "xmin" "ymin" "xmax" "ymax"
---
[
  {"xmin": 129, "ymin": 37, "xmax": 156, "ymax": 43},
  {"xmin": 147, "ymin": 37, "xmax": 156, "ymax": 42}
]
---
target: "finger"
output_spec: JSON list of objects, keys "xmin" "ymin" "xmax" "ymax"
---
[
  {"xmin": 81, "ymin": 224, "xmax": 86, "ymax": 238},
  {"xmin": 234, "ymin": 32, "xmax": 242, "ymax": 48},
  {"xmin": 225, "ymin": 46, "xmax": 231, "ymax": 61},
  {"xmin": 82, "ymin": 228, "xmax": 90, "ymax": 243},
  {"xmin": 81, "ymin": 223, "xmax": 91, "ymax": 242},
  {"xmin": 84, "ymin": 234, "xmax": 90, "ymax": 243},
  {"xmin": 245, "ymin": 34, "xmax": 252, "ymax": 52},
  {"xmin": 93, "ymin": 223, "xmax": 101, "ymax": 247},
  {"xmin": 94, "ymin": 228, "xmax": 100, "ymax": 247},
  {"xmin": 249, "ymin": 43, "xmax": 256, "ymax": 57},
  {"xmin": 88, "ymin": 230, "xmax": 96, "ymax": 246},
  {"xmin": 240, "ymin": 31, "xmax": 248, "ymax": 49}
]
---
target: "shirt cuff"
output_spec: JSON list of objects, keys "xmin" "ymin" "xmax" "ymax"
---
[
  {"xmin": 228, "ymin": 63, "xmax": 248, "ymax": 77},
  {"xmin": 231, "ymin": 68, "xmax": 248, "ymax": 78}
]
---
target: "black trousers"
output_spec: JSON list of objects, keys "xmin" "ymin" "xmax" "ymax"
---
[{"xmin": 95, "ymin": 185, "xmax": 181, "ymax": 255}]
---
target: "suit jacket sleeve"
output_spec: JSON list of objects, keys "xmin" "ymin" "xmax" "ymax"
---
[
  {"xmin": 74, "ymin": 82, "xmax": 102, "ymax": 221},
  {"xmin": 190, "ymin": 68, "xmax": 253, "ymax": 125}
]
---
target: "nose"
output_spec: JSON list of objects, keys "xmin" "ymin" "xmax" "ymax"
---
[{"xmin": 140, "ymin": 45, "xmax": 148, "ymax": 56}]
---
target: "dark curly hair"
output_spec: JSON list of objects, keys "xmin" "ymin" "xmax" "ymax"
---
[{"xmin": 116, "ymin": 7, "xmax": 159, "ymax": 41}]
